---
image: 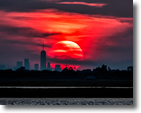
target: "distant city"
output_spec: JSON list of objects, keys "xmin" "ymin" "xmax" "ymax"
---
[
  {"xmin": 0, "ymin": 45, "xmax": 62, "ymax": 72},
  {"xmin": 0, "ymin": 45, "xmax": 133, "ymax": 72}
]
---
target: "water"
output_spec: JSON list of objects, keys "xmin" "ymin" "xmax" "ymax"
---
[
  {"xmin": 0, "ymin": 98, "xmax": 133, "ymax": 105},
  {"xmin": 0, "ymin": 86, "xmax": 133, "ymax": 89}
]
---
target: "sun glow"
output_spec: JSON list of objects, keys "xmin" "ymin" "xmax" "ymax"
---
[
  {"xmin": 48, "ymin": 41, "xmax": 83, "ymax": 70},
  {"xmin": 0, "ymin": 9, "xmax": 133, "ymax": 69}
]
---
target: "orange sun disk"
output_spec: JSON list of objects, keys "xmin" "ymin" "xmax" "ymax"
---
[{"xmin": 48, "ymin": 41, "xmax": 83, "ymax": 70}]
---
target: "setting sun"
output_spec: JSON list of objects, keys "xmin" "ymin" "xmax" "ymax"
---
[{"xmin": 48, "ymin": 41, "xmax": 83, "ymax": 70}]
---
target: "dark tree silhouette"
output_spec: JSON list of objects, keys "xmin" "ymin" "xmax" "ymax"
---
[{"xmin": 101, "ymin": 64, "xmax": 107, "ymax": 72}]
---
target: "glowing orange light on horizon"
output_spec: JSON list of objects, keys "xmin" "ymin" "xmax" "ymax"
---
[{"xmin": 48, "ymin": 41, "xmax": 83, "ymax": 70}]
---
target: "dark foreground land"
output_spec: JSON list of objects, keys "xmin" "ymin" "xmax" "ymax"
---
[
  {"xmin": 0, "ymin": 87, "xmax": 133, "ymax": 98},
  {"xmin": 0, "ymin": 68, "xmax": 133, "ymax": 98},
  {"xmin": 0, "ymin": 80, "xmax": 133, "ymax": 98}
]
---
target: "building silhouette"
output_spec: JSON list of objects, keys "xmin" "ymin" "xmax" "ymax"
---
[
  {"xmin": 47, "ymin": 62, "xmax": 52, "ymax": 71},
  {"xmin": 17, "ymin": 61, "xmax": 23, "ymax": 69},
  {"xmin": 24, "ymin": 59, "xmax": 30, "ymax": 70},
  {"xmin": 34, "ymin": 64, "xmax": 39, "ymax": 71},
  {"xmin": 55, "ymin": 64, "xmax": 62, "ymax": 72},
  {"xmin": 47, "ymin": 62, "xmax": 51, "ymax": 69},
  {"xmin": 40, "ymin": 43, "xmax": 46, "ymax": 71}
]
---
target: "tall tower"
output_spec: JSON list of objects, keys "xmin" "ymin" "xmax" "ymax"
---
[
  {"xmin": 24, "ymin": 59, "xmax": 30, "ymax": 70},
  {"xmin": 40, "ymin": 42, "xmax": 46, "ymax": 71}
]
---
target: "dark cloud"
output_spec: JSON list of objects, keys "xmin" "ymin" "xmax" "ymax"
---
[
  {"xmin": 1, "ymin": 39, "xmax": 52, "ymax": 48},
  {"xmin": 94, "ymin": 27, "xmax": 133, "ymax": 64},
  {"xmin": 0, "ymin": 25, "xmax": 61, "ymax": 38},
  {"xmin": 0, "ymin": 0, "xmax": 133, "ymax": 17},
  {"xmin": 99, "ymin": 28, "xmax": 133, "ymax": 47},
  {"xmin": 0, "ymin": 25, "xmax": 60, "ymax": 51}
]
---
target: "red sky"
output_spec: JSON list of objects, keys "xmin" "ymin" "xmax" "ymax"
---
[{"xmin": 0, "ymin": 0, "xmax": 133, "ymax": 70}]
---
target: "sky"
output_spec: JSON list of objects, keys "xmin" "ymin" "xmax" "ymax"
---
[{"xmin": 0, "ymin": 0, "xmax": 133, "ymax": 70}]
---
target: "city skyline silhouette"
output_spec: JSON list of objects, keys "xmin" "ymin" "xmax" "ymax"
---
[{"xmin": 0, "ymin": 46, "xmax": 133, "ymax": 72}]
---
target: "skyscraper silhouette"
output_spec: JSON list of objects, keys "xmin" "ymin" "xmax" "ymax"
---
[
  {"xmin": 47, "ymin": 62, "xmax": 52, "ymax": 71},
  {"xmin": 24, "ymin": 59, "xmax": 30, "ymax": 70},
  {"xmin": 17, "ymin": 61, "xmax": 23, "ymax": 69},
  {"xmin": 47, "ymin": 62, "xmax": 50, "ymax": 69},
  {"xmin": 34, "ymin": 64, "xmax": 39, "ymax": 71},
  {"xmin": 55, "ymin": 64, "xmax": 61, "ymax": 72},
  {"xmin": 40, "ymin": 42, "xmax": 46, "ymax": 71}
]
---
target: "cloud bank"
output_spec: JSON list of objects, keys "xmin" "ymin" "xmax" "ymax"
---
[{"xmin": 0, "ymin": 0, "xmax": 133, "ymax": 70}]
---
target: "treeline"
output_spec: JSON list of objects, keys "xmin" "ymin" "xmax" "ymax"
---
[{"xmin": 0, "ymin": 64, "xmax": 133, "ymax": 80}]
